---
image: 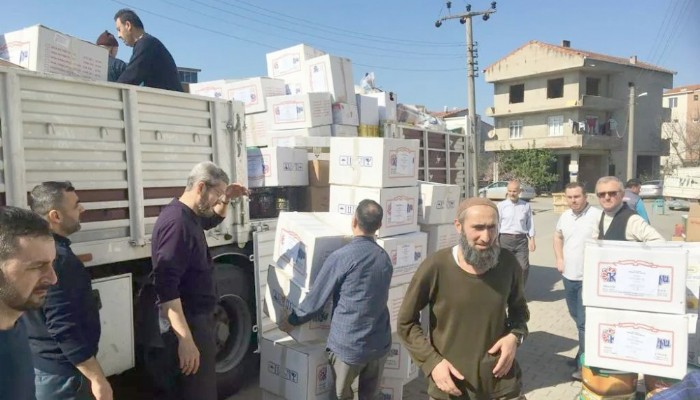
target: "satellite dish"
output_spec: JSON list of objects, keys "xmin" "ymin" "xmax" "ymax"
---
[{"xmin": 487, "ymin": 130, "xmax": 497, "ymax": 139}]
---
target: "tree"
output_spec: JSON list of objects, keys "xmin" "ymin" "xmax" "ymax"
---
[
  {"xmin": 662, "ymin": 120, "xmax": 700, "ymax": 171},
  {"xmin": 497, "ymin": 143, "xmax": 558, "ymax": 192}
]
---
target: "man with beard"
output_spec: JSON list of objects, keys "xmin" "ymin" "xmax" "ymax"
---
[
  {"xmin": 150, "ymin": 161, "xmax": 248, "ymax": 400},
  {"xmin": 23, "ymin": 181, "xmax": 112, "ymax": 400},
  {"xmin": 398, "ymin": 198, "xmax": 529, "ymax": 400},
  {"xmin": 0, "ymin": 206, "xmax": 57, "ymax": 400},
  {"xmin": 497, "ymin": 180, "xmax": 535, "ymax": 286}
]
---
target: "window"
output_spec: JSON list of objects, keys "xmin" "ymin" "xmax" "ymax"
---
[
  {"xmin": 548, "ymin": 116, "xmax": 564, "ymax": 136},
  {"xmin": 586, "ymin": 78, "xmax": 600, "ymax": 96},
  {"xmin": 695, "ymin": 95, "xmax": 699, "ymax": 101},
  {"xmin": 509, "ymin": 120, "xmax": 523, "ymax": 139},
  {"xmin": 547, "ymin": 78, "xmax": 564, "ymax": 98},
  {"xmin": 668, "ymin": 97, "xmax": 678, "ymax": 108},
  {"xmin": 509, "ymin": 84, "xmax": 524, "ymax": 104}
]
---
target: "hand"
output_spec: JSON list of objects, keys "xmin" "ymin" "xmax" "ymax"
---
[
  {"xmin": 555, "ymin": 258, "xmax": 564, "ymax": 273},
  {"xmin": 430, "ymin": 359, "xmax": 464, "ymax": 396},
  {"xmin": 488, "ymin": 334, "xmax": 519, "ymax": 378},
  {"xmin": 225, "ymin": 183, "xmax": 249, "ymax": 200},
  {"xmin": 90, "ymin": 378, "xmax": 113, "ymax": 400},
  {"xmin": 528, "ymin": 239, "xmax": 536, "ymax": 252},
  {"xmin": 278, "ymin": 310, "xmax": 294, "ymax": 334},
  {"xmin": 178, "ymin": 336, "xmax": 201, "ymax": 375}
]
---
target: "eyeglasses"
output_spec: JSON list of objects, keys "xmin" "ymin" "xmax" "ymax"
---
[{"xmin": 596, "ymin": 191, "xmax": 620, "ymax": 198}]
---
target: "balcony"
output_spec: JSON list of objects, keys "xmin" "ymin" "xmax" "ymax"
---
[
  {"xmin": 484, "ymin": 132, "xmax": 623, "ymax": 152},
  {"xmin": 485, "ymin": 95, "xmax": 626, "ymax": 117}
]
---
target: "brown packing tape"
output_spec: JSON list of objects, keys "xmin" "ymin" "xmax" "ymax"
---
[{"xmin": 358, "ymin": 124, "xmax": 380, "ymax": 137}]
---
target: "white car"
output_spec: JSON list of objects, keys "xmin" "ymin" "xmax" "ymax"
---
[{"xmin": 478, "ymin": 181, "xmax": 537, "ymax": 201}]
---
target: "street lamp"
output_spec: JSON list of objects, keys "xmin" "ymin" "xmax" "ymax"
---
[{"xmin": 626, "ymin": 85, "xmax": 648, "ymax": 180}]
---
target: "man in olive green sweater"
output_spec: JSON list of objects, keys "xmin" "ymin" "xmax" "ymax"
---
[{"xmin": 398, "ymin": 197, "xmax": 530, "ymax": 400}]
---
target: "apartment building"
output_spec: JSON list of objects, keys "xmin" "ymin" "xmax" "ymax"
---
[{"xmin": 661, "ymin": 84, "xmax": 700, "ymax": 171}]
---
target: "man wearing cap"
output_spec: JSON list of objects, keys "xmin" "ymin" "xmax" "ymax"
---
[
  {"xmin": 113, "ymin": 9, "xmax": 182, "ymax": 91},
  {"xmin": 398, "ymin": 197, "xmax": 529, "ymax": 400},
  {"xmin": 497, "ymin": 180, "xmax": 535, "ymax": 285},
  {"xmin": 96, "ymin": 30, "xmax": 126, "ymax": 82},
  {"xmin": 622, "ymin": 178, "xmax": 650, "ymax": 223}
]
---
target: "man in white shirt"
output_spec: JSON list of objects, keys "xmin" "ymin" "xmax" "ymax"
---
[
  {"xmin": 497, "ymin": 180, "xmax": 535, "ymax": 285},
  {"xmin": 553, "ymin": 182, "xmax": 602, "ymax": 381}
]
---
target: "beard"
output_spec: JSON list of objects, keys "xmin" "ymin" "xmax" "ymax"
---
[
  {"xmin": 195, "ymin": 193, "xmax": 216, "ymax": 217},
  {"xmin": 61, "ymin": 218, "xmax": 81, "ymax": 236},
  {"xmin": 459, "ymin": 232, "xmax": 501, "ymax": 274},
  {"xmin": 0, "ymin": 270, "xmax": 49, "ymax": 312}
]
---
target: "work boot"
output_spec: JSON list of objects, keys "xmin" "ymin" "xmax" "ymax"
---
[{"xmin": 571, "ymin": 369, "xmax": 582, "ymax": 381}]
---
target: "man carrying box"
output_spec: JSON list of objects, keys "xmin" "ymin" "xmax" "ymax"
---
[{"xmin": 280, "ymin": 200, "xmax": 393, "ymax": 400}]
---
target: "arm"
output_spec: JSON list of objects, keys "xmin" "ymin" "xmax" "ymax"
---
[
  {"xmin": 117, "ymin": 40, "xmax": 150, "ymax": 85},
  {"xmin": 204, "ymin": 183, "xmax": 249, "ymax": 226},
  {"xmin": 553, "ymin": 231, "xmax": 565, "ymax": 273},
  {"xmin": 636, "ymin": 200, "xmax": 650, "ymax": 224},
  {"xmin": 626, "ymin": 215, "xmax": 665, "ymax": 242},
  {"xmin": 76, "ymin": 357, "xmax": 112, "ymax": 400},
  {"xmin": 288, "ymin": 253, "xmax": 344, "ymax": 326},
  {"xmin": 527, "ymin": 204, "xmax": 536, "ymax": 251}
]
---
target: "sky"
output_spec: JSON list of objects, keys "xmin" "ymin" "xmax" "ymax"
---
[{"xmin": 2, "ymin": 0, "xmax": 699, "ymax": 120}]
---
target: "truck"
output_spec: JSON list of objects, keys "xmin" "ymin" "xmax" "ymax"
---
[
  {"xmin": 663, "ymin": 167, "xmax": 700, "ymax": 210},
  {"xmin": 0, "ymin": 64, "xmax": 469, "ymax": 397}
]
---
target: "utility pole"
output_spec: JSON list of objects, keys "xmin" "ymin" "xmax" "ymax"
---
[
  {"xmin": 627, "ymin": 82, "xmax": 635, "ymax": 181},
  {"xmin": 436, "ymin": 2, "xmax": 496, "ymax": 197}
]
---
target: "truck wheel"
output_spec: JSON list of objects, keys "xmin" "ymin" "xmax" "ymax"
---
[{"xmin": 214, "ymin": 262, "xmax": 259, "ymax": 398}]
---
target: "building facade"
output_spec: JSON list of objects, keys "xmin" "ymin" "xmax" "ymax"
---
[{"xmin": 661, "ymin": 84, "xmax": 700, "ymax": 171}]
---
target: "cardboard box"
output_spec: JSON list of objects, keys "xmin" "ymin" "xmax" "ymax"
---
[
  {"xmin": 304, "ymin": 186, "xmax": 330, "ymax": 212},
  {"xmin": 264, "ymin": 265, "xmax": 332, "ymax": 343},
  {"xmin": 268, "ymin": 93, "xmax": 333, "ymax": 130},
  {"xmin": 383, "ymin": 333, "xmax": 419, "ymax": 380},
  {"xmin": 366, "ymin": 91, "xmax": 398, "ymax": 122},
  {"xmin": 227, "ymin": 77, "xmax": 286, "ymax": 113},
  {"xmin": 261, "ymin": 390, "xmax": 285, "ymax": 400},
  {"xmin": 418, "ymin": 182, "xmax": 461, "ymax": 225},
  {"xmin": 266, "ymin": 44, "xmax": 325, "ymax": 78},
  {"xmin": 308, "ymin": 154, "xmax": 330, "ymax": 187},
  {"xmin": 332, "ymin": 103, "xmax": 360, "ymax": 126},
  {"xmin": 282, "ymin": 71, "xmax": 305, "ymax": 95},
  {"xmin": 259, "ymin": 332, "xmax": 335, "ymax": 400},
  {"xmin": 582, "ymin": 241, "xmax": 688, "ymax": 314},
  {"xmin": 331, "ymin": 124, "xmax": 358, "ymax": 137},
  {"xmin": 377, "ymin": 378, "xmax": 405, "ymax": 400},
  {"xmin": 356, "ymin": 94, "xmax": 379, "ymax": 126},
  {"xmin": 377, "ymin": 232, "xmax": 428, "ymax": 287},
  {"xmin": 248, "ymin": 147, "xmax": 309, "ymax": 188},
  {"xmin": 268, "ymin": 126, "xmax": 332, "ymax": 148},
  {"xmin": 420, "ymin": 223, "xmax": 459, "ymax": 254},
  {"xmin": 329, "ymin": 137, "xmax": 419, "ymax": 188},
  {"xmin": 244, "ymin": 112, "xmax": 270, "ymax": 147},
  {"xmin": 305, "ymin": 55, "xmax": 355, "ymax": 104},
  {"xmin": 0, "ymin": 25, "xmax": 108, "ymax": 80},
  {"xmin": 329, "ymin": 185, "xmax": 419, "ymax": 238},
  {"xmin": 274, "ymin": 212, "xmax": 353, "ymax": 288},
  {"xmin": 388, "ymin": 284, "xmax": 408, "ymax": 333},
  {"xmin": 687, "ymin": 215, "xmax": 700, "ymax": 242},
  {"xmin": 189, "ymin": 79, "xmax": 237, "ymax": 99},
  {"xmin": 585, "ymin": 307, "xmax": 692, "ymax": 379}
]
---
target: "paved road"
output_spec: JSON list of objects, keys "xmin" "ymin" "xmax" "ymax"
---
[{"xmin": 230, "ymin": 198, "xmax": 682, "ymax": 400}]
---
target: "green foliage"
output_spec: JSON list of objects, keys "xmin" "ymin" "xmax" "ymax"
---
[{"xmin": 497, "ymin": 143, "xmax": 558, "ymax": 191}]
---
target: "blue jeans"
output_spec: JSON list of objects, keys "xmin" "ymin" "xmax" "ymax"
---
[
  {"xmin": 34, "ymin": 368, "xmax": 92, "ymax": 400},
  {"xmin": 562, "ymin": 277, "xmax": 585, "ymax": 361}
]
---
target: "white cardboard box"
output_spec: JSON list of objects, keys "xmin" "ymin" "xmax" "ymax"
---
[
  {"xmin": 244, "ymin": 112, "xmax": 270, "ymax": 147},
  {"xmin": 332, "ymin": 102, "xmax": 360, "ymax": 126},
  {"xmin": 366, "ymin": 91, "xmax": 398, "ymax": 122},
  {"xmin": 227, "ymin": 77, "xmax": 286, "ymax": 113},
  {"xmin": 266, "ymin": 44, "xmax": 325, "ymax": 78},
  {"xmin": 329, "ymin": 137, "xmax": 419, "ymax": 188},
  {"xmin": 260, "ymin": 332, "xmax": 335, "ymax": 400},
  {"xmin": 0, "ymin": 25, "xmax": 108, "ymax": 80},
  {"xmin": 247, "ymin": 147, "xmax": 309, "ymax": 188},
  {"xmin": 189, "ymin": 79, "xmax": 237, "ymax": 99},
  {"xmin": 305, "ymin": 55, "xmax": 355, "ymax": 104},
  {"xmin": 268, "ymin": 93, "xmax": 333, "ymax": 130},
  {"xmin": 268, "ymin": 126, "xmax": 332, "ymax": 147},
  {"xmin": 383, "ymin": 333, "xmax": 419, "ymax": 380},
  {"xmin": 264, "ymin": 265, "xmax": 332, "ymax": 343},
  {"xmin": 377, "ymin": 232, "xmax": 428, "ymax": 287},
  {"xmin": 582, "ymin": 240, "xmax": 688, "ymax": 314},
  {"xmin": 377, "ymin": 378, "xmax": 405, "ymax": 400},
  {"xmin": 329, "ymin": 185, "xmax": 419, "ymax": 238},
  {"xmin": 585, "ymin": 307, "xmax": 692, "ymax": 379},
  {"xmin": 261, "ymin": 390, "xmax": 285, "ymax": 400},
  {"xmin": 356, "ymin": 94, "xmax": 379, "ymax": 126},
  {"xmin": 274, "ymin": 212, "xmax": 353, "ymax": 288},
  {"xmin": 421, "ymin": 223, "xmax": 459, "ymax": 255},
  {"xmin": 282, "ymin": 71, "xmax": 305, "ymax": 95},
  {"xmin": 418, "ymin": 182, "xmax": 461, "ymax": 225},
  {"xmin": 331, "ymin": 124, "xmax": 358, "ymax": 137},
  {"xmin": 388, "ymin": 284, "xmax": 408, "ymax": 334}
]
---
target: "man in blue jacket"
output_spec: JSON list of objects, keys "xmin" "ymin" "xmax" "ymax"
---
[
  {"xmin": 623, "ymin": 178, "xmax": 650, "ymax": 223},
  {"xmin": 114, "ymin": 8, "xmax": 183, "ymax": 91},
  {"xmin": 24, "ymin": 182, "xmax": 112, "ymax": 400}
]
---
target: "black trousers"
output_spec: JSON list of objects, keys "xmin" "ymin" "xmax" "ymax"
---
[{"xmin": 499, "ymin": 234, "xmax": 530, "ymax": 285}]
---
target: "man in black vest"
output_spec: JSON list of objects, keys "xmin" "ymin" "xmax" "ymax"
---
[{"xmin": 591, "ymin": 176, "xmax": 663, "ymax": 242}]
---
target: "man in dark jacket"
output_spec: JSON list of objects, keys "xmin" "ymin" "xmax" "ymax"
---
[
  {"xmin": 96, "ymin": 30, "xmax": 127, "ymax": 82},
  {"xmin": 114, "ymin": 9, "xmax": 183, "ymax": 91},
  {"xmin": 24, "ymin": 182, "xmax": 112, "ymax": 400}
]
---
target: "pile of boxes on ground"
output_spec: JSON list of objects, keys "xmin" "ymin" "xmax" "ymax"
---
[{"xmin": 580, "ymin": 240, "xmax": 700, "ymax": 399}]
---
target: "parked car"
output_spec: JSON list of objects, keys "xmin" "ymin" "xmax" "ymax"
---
[
  {"xmin": 639, "ymin": 180, "xmax": 663, "ymax": 198},
  {"xmin": 667, "ymin": 198, "xmax": 690, "ymax": 211},
  {"xmin": 478, "ymin": 181, "xmax": 537, "ymax": 201}
]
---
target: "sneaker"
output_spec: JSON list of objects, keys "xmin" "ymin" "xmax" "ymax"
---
[{"xmin": 571, "ymin": 370, "xmax": 582, "ymax": 381}]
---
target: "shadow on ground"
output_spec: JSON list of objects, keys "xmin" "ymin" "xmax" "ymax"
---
[
  {"xmin": 517, "ymin": 331, "xmax": 579, "ymax": 394},
  {"xmin": 525, "ymin": 264, "xmax": 565, "ymax": 303}
]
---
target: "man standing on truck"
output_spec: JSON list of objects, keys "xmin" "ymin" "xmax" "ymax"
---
[
  {"xmin": 0, "ymin": 206, "xmax": 57, "ymax": 400},
  {"xmin": 24, "ymin": 182, "xmax": 113, "ymax": 400},
  {"xmin": 280, "ymin": 200, "xmax": 393, "ymax": 400},
  {"xmin": 114, "ymin": 9, "xmax": 183, "ymax": 91},
  {"xmin": 96, "ymin": 30, "xmax": 127, "ymax": 82},
  {"xmin": 151, "ymin": 161, "xmax": 248, "ymax": 400}
]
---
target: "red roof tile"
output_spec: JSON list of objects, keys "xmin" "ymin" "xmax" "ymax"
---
[{"xmin": 664, "ymin": 84, "xmax": 700, "ymax": 95}]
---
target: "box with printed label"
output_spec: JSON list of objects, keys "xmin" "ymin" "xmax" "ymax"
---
[
  {"xmin": 226, "ymin": 77, "xmax": 286, "ymax": 113},
  {"xmin": 421, "ymin": 223, "xmax": 459, "ymax": 254},
  {"xmin": 377, "ymin": 232, "xmax": 428, "ymax": 287},
  {"xmin": 247, "ymin": 147, "xmax": 309, "ymax": 188},
  {"xmin": 304, "ymin": 186, "xmax": 330, "ymax": 212},
  {"xmin": 329, "ymin": 185, "xmax": 419, "ymax": 238},
  {"xmin": 585, "ymin": 307, "xmax": 692, "ymax": 379},
  {"xmin": 332, "ymin": 102, "xmax": 360, "ymax": 126},
  {"xmin": 308, "ymin": 154, "xmax": 330, "ymax": 187},
  {"xmin": 329, "ymin": 137, "xmax": 419, "ymax": 188},
  {"xmin": 305, "ymin": 55, "xmax": 355, "ymax": 104},
  {"xmin": 282, "ymin": 71, "xmax": 305, "ymax": 96},
  {"xmin": 382, "ymin": 333, "xmax": 419, "ymax": 380},
  {"xmin": 266, "ymin": 44, "xmax": 325, "ymax": 78},
  {"xmin": 331, "ymin": 124, "xmax": 358, "ymax": 137},
  {"xmin": 377, "ymin": 378, "xmax": 405, "ymax": 400},
  {"xmin": 259, "ymin": 331, "xmax": 335, "ymax": 400},
  {"xmin": 267, "ymin": 93, "xmax": 333, "ymax": 130},
  {"xmin": 274, "ymin": 212, "xmax": 353, "ymax": 288},
  {"xmin": 366, "ymin": 91, "xmax": 398, "ymax": 122},
  {"xmin": 418, "ymin": 182, "xmax": 461, "ymax": 225},
  {"xmin": 189, "ymin": 79, "xmax": 237, "ymax": 99},
  {"xmin": 0, "ymin": 25, "xmax": 108, "ymax": 80},
  {"xmin": 244, "ymin": 112, "xmax": 270, "ymax": 147},
  {"xmin": 388, "ymin": 284, "xmax": 408, "ymax": 334},
  {"xmin": 582, "ymin": 241, "xmax": 688, "ymax": 314},
  {"xmin": 264, "ymin": 265, "xmax": 332, "ymax": 343},
  {"xmin": 356, "ymin": 94, "xmax": 379, "ymax": 126},
  {"xmin": 268, "ymin": 126, "xmax": 332, "ymax": 148}
]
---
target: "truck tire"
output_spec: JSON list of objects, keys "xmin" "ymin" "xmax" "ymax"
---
[{"xmin": 214, "ymin": 262, "xmax": 259, "ymax": 398}]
